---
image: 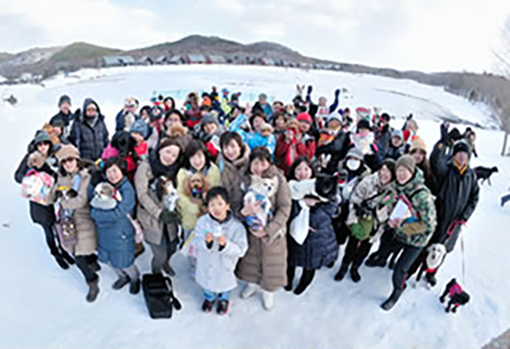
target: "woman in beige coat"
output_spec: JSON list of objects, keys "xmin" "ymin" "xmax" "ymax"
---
[
  {"xmin": 236, "ymin": 146, "xmax": 292, "ymax": 310},
  {"xmin": 134, "ymin": 138, "xmax": 182, "ymax": 276},
  {"xmin": 53, "ymin": 144, "xmax": 99, "ymax": 302}
]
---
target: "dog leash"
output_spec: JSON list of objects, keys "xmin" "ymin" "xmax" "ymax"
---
[{"xmin": 460, "ymin": 233, "xmax": 467, "ymax": 285}]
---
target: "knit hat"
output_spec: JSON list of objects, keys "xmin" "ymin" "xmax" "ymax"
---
[
  {"xmin": 56, "ymin": 144, "xmax": 80, "ymax": 161},
  {"xmin": 381, "ymin": 158, "xmax": 396, "ymax": 180},
  {"xmin": 452, "ymin": 139, "xmax": 471, "ymax": 158},
  {"xmin": 396, "ymin": 155, "xmax": 416, "ymax": 174},
  {"xmin": 58, "ymin": 95, "xmax": 71, "ymax": 106},
  {"xmin": 410, "ymin": 138, "xmax": 427, "ymax": 153},
  {"xmin": 392, "ymin": 129, "xmax": 403, "ymax": 140},
  {"xmin": 346, "ymin": 147, "xmax": 364, "ymax": 161},
  {"xmin": 201, "ymin": 112, "xmax": 219, "ymax": 127},
  {"xmin": 130, "ymin": 120, "xmax": 149, "ymax": 139},
  {"xmin": 33, "ymin": 130, "xmax": 52, "ymax": 145},
  {"xmin": 357, "ymin": 118, "xmax": 371, "ymax": 131},
  {"xmin": 296, "ymin": 112, "xmax": 312, "ymax": 124}
]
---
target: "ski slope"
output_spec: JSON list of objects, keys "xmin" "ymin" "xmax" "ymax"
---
[{"xmin": 0, "ymin": 65, "xmax": 508, "ymax": 349}]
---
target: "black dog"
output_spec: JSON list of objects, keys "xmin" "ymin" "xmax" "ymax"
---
[
  {"xmin": 474, "ymin": 166, "xmax": 499, "ymax": 186},
  {"xmin": 440, "ymin": 278, "xmax": 470, "ymax": 313}
]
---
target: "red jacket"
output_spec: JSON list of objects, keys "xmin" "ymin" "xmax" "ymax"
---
[{"xmin": 275, "ymin": 134, "xmax": 311, "ymax": 176}]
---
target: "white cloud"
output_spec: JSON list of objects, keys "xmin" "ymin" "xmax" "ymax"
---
[{"xmin": 0, "ymin": 0, "xmax": 179, "ymax": 52}]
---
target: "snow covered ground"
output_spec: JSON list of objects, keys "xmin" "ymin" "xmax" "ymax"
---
[{"xmin": 0, "ymin": 65, "xmax": 508, "ymax": 349}]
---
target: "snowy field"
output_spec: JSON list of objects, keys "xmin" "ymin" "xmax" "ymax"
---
[{"xmin": 0, "ymin": 65, "xmax": 508, "ymax": 349}]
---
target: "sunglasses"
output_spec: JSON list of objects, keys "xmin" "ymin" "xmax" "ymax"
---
[{"xmin": 61, "ymin": 157, "xmax": 77, "ymax": 165}]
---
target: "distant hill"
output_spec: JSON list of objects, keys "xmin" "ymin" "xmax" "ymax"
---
[{"xmin": 0, "ymin": 35, "xmax": 509, "ymax": 127}]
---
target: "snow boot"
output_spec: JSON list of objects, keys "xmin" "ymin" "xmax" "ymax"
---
[
  {"xmin": 261, "ymin": 291, "xmax": 274, "ymax": 310},
  {"xmin": 86, "ymin": 277, "xmax": 100, "ymax": 303},
  {"xmin": 217, "ymin": 300, "xmax": 229, "ymax": 315},
  {"xmin": 202, "ymin": 299, "xmax": 214, "ymax": 313},
  {"xmin": 112, "ymin": 275, "xmax": 130, "ymax": 290},
  {"xmin": 54, "ymin": 254, "xmax": 69, "ymax": 270},
  {"xmin": 381, "ymin": 289, "xmax": 404, "ymax": 311},
  {"xmin": 60, "ymin": 249, "xmax": 75, "ymax": 265},
  {"xmin": 365, "ymin": 254, "xmax": 386, "ymax": 268},
  {"xmin": 129, "ymin": 278, "xmax": 141, "ymax": 295},
  {"xmin": 163, "ymin": 263, "xmax": 176, "ymax": 277},
  {"xmin": 350, "ymin": 268, "xmax": 361, "ymax": 283},
  {"xmin": 334, "ymin": 263, "xmax": 349, "ymax": 282},
  {"xmin": 241, "ymin": 283, "xmax": 258, "ymax": 299}
]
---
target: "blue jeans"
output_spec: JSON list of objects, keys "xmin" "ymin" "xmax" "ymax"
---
[{"xmin": 204, "ymin": 290, "xmax": 230, "ymax": 302}]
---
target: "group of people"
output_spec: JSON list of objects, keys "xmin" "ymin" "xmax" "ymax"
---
[{"xmin": 14, "ymin": 85, "xmax": 480, "ymax": 315}]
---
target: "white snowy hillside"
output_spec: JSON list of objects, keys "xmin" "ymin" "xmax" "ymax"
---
[{"xmin": 0, "ymin": 64, "xmax": 509, "ymax": 349}]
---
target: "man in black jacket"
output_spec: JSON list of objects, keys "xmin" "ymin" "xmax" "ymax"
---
[
  {"xmin": 68, "ymin": 98, "xmax": 109, "ymax": 162},
  {"xmin": 427, "ymin": 137, "xmax": 479, "ymax": 285},
  {"xmin": 49, "ymin": 95, "xmax": 74, "ymax": 138}
]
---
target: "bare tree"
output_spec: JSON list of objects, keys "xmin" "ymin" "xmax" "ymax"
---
[{"xmin": 494, "ymin": 15, "xmax": 510, "ymax": 76}]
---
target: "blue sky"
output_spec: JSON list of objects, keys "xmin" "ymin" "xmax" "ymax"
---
[{"xmin": 0, "ymin": 0, "xmax": 508, "ymax": 73}]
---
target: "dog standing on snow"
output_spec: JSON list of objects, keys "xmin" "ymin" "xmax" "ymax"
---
[
  {"xmin": 440, "ymin": 278, "xmax": 470, "ymax": 313},
  {"xmin": 474, "ymin": 166, "xmax": 499, "ymax": 186}
]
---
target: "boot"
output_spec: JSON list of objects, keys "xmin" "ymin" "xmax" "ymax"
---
[
  {"xmin": 54, "ymin": 254, "xmax": 69, "ymax": 270},
  {"xmin": 261, "ymin": 291, "xmax": 274, "ymax": 310},
  {"xmin": 129, "ymin": 278, "xmax": 141, "ymax": 295},
  {"xmin": 86, "ymin": 277, "xmax": 100, "ymax": 303},
  {"xmin": 241, "ymin": 283, "xmax": 258, "ymax": 299},
  {"xmin": 112, "ymin": 275, "xmax": 129, "ymax": 290},
  {"xmin": 334, "ymin": 263, "xmax": 349, "ymax": 282},
  {"xmin": 163, "ymin": 263, "xmax": 176, "ymax": 277},
  {"xmin": 365, "ymin": 254, "xmax": 386, "ymax": 268},
  {"xmin": 60, "ymin": 249, "xmax": 75, "ymax": 265},
  {"xmin": 89, "ymin": 260, "xmax": 101, "ymax": 272},
  {"xmin": 350, "ymin": 267, "xmax": 361, "ymax": 283},
  {"xmin": 202, "ymin": 299, "xmax": 214, "ymax": 313},
  {"xmin": 381, "ymin": 288, "xmax": 404, "ymax": 311},
  {"xmin": 217, "ymin": 300, "xmax": 229, "ymax": 315},
  {"xmin": 294, "ymin": 270, "xmax": 315, "ymax": 295}
]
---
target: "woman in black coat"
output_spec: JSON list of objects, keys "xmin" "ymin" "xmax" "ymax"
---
[
  {"xmin": 285, "ymin": 157, "xmax": 338, "ymax": 295},
  {"xmin": 14, "ymin": 130, "xmax": 74, "ymax": 269}
]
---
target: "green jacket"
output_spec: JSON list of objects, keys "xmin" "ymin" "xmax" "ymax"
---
[{"xmin": 394, "ymin": 169, "xmax": 437, "ymax": 248}]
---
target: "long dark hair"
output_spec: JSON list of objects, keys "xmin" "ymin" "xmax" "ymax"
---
[
  {"xmin": 184, "ymin": 139, "xmax": 211, "ymax": 172},
  {"xmin": 288, "ymin": 156, "xmax": 316, "ymax": 181}
]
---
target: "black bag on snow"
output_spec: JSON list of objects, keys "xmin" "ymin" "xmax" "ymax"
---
[{"xmin": 142, "ymin": 273, "xmax": 182, "ymax": 319}]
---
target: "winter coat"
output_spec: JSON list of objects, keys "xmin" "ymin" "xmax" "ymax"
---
[
  {"xmin": 54, "ymin": 169, "xmax": 97, "ymax": 256},
  {"xmin": 347, "ymin": 173, "xmax": 397, "ymax": 241},
  {"xmin": 394, "ymin": 169, "xmax": 437, "ymax": 248},
  {"xmin": 176, "ymin": 164, "xmax": 221, "ymax": 231},
  {"xmin": 115, "ymin": 109, "xmax": 140, "ymax": 132},
  {"xmin": 236, "ymin": 165, "xmax": 292, "ymax": 291},
  {"xmin": 193, "ymin": 213, "xmax": 248, "ymax": 293},
  {"xmin": 68, "ymin": 99, "xmax": 109, "ymax": 161},
  {"xmin": 384, "ymin": 143, "xmax": 408, "ymax": 161},
  {"xmin": 14, "ymin": 152, "xmax": 57, "ymax": 227},
  {"xmin": 430, "ymin": 141, "xmax": 480, "ymax": 252},
  {"xmin": 90, "ymin": 177, "xmax": 136, "ymax": 269},
  {"xmin": 134, "ymin": 161, "xmax": 180, "ymax": 245},
  {"xmin": 375, "ymin": 125, "xmax": 394, "ymax": 151},
  {"xmin": 50, "ymin": 111, "xmax": 74, "ymax": 138},
  {"xmin": 287, "ymin": 198, "xmax": 338, "ymax": 270},
  {"xmin": 218, "ymin": 144, "xmax": 250, "ymax": 217},
  {"xmin": 275, "ymin": 134, "xmax": 312, "ymax": 176}
]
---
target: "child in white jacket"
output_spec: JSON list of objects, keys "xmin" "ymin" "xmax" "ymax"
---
[{"xmin": 193, "ymin": 186, "xmax": 248, "ymax": 315}]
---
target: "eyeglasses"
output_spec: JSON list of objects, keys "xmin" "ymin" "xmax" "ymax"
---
[{"xmin": 61, "ymin": 157, "xmax": 76, "ymax": 165}]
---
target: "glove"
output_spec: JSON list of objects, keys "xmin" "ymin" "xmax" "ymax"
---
[
  {"xmin": 334, "ymin": 89, "xmax": 340, "ymax": 98},
  {"xmin": 307, "ymin": 85, "xmax": 313, "ymax": 95},
  {"xmin": 349, "ymin": 223, "xmax": 365, "ymax": 240},
  {"xmin": 159, "ymin": 209, "xmax": 180, "ymax": 225},
  {"xmin": 406, "ymin": 113, "xmax": 413, "ymax": 121}
]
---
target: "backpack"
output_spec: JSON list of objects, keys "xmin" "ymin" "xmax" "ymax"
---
[{"xmin": 142, "ymin": 273, "xmax": 182, "ymax": 319}]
